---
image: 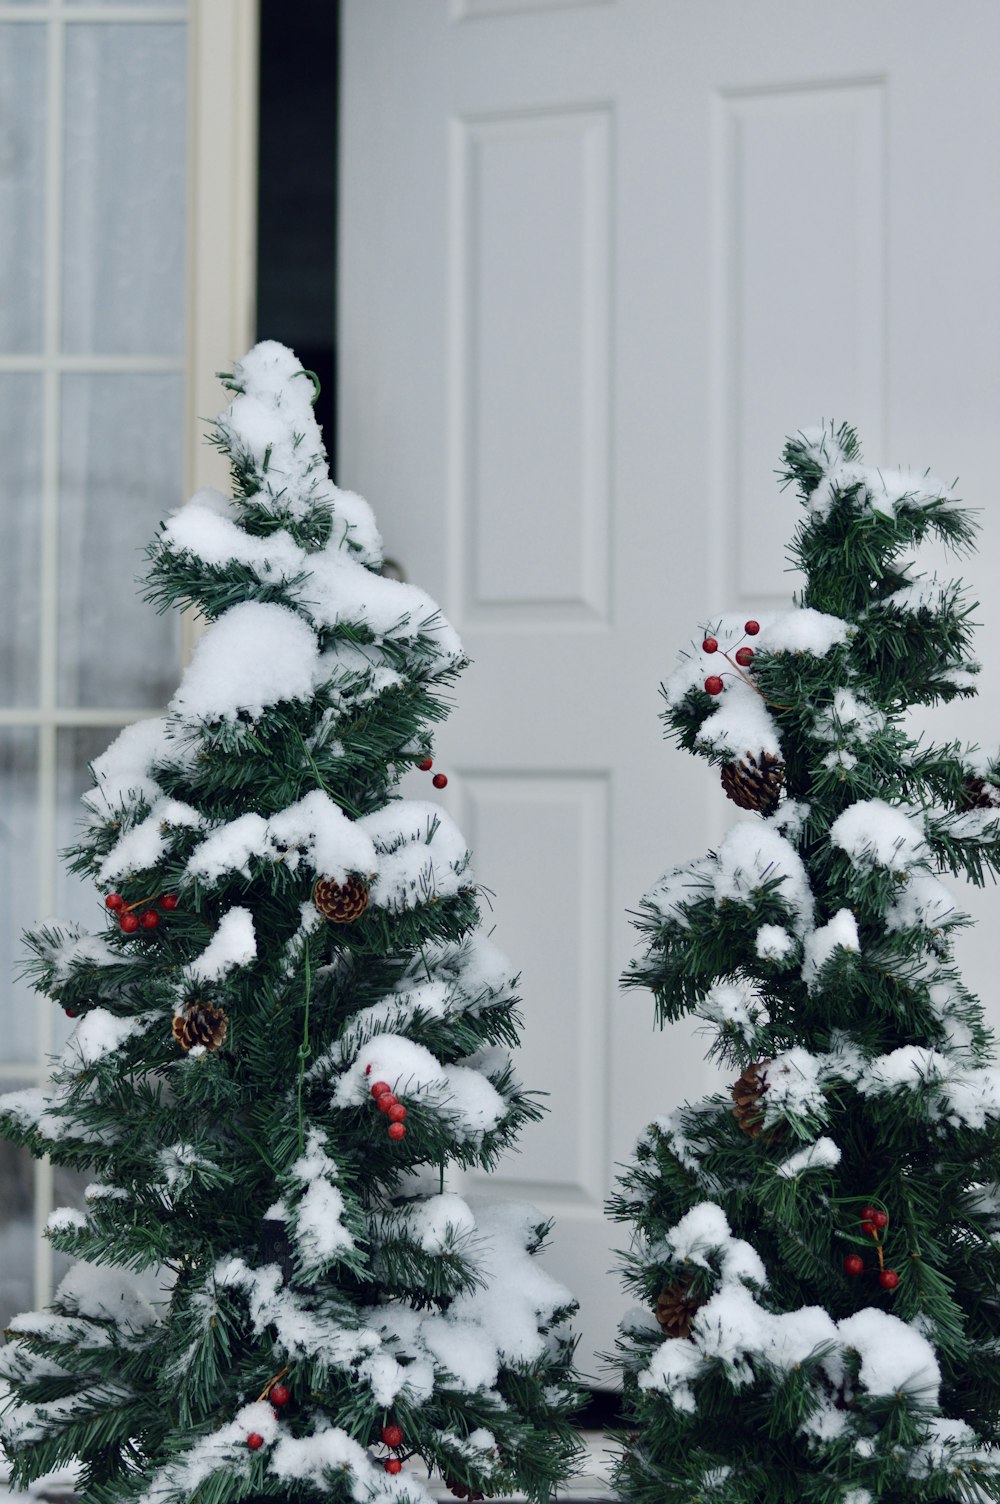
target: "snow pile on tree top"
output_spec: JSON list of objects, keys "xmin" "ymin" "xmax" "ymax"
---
[
  {"xmin": 161, "ymin": 487, "xmax": 463, "ymax": 663},
  {"xmin": 794, "ymin": 421, "xmax": 960, "ymax": 520},
  {"xmin": 215, "ymin": 340, "xmax": 384, "ymax": 567}
]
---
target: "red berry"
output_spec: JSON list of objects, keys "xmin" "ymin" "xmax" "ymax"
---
[
  {"xmin": 64, "ymin": 1009, "xmax": 77, "ymax": 1018},
  {"xmin": 378, "ymin": 1093, "xmax": 398, "ymax": 1115},
  {"xmin": 371, "ymin": 1081, "xmax": 392, "ymax": 1099},
  {"xmin": 270, "ymin": 1383, "xmax": 290, "ymax": 1407},
  {"xmin": 860, "ymin": 1205, "xmax": 878, "ymax": 1223},
  {"xmin": 418, "ymin": 758, "xmax": 433, "ymax": 771},
  {"xmin": 385, "ymin": 1459, "xmax": 402, "ymax": 1475},
  {"xmin": 860, "ymin": 1220, "xmax": 875, "ymax": 1236},
  {"xmin": 388, "ymin": 1122, "xmax": 407, "ymax": 1141},
  {"xmin": 382, "ymin": 1424, "xmax": 404, "ymax": 1449},
  {"xmin": 247, "ymin": 1433, "xmax": 264, "ymax": 1451},
  {"xmin": 388, "ymin": 1103, "xmax": 407, "ymax": 1123},
  {"xmin": 432, "ymin": 773, "xmax": 448, "ymax": 789},
  {"xmin": 872, "ymin": 1210, "xmax": 889, "ymax": 1230},
  {"xmin": 104, "ymin": 893, "xmax": 125, "ymax": 912},
  {"xmin": 843, "ymin": 1254, "xmax": 864, "ymax": 1276},
  {"xmin": 120, "ymin": 913, "xmax": 140, "ymax": 933},
  {"xmin": 365, "ymin": 1064, "xmax": 372, "ymax": 1075},
  {"xmin": 704, "ymin": 676, "xmax": 724, "ymax": 696},
  {"xmin": 702, "ymin": 637, "xmax": 718, "ymax": 654},
  {"xmin": 744, "ymin": 619, "xmax": 760, "ymax": 635},
  {"xmin": 140, "ymin": 910, "xmax": 160, "ymax": 930},
  {"xmin": 734, "ymin": 646, "xmax": 754, "ymax": 667},
  {"xmin": 160, "ymin": 894, "xmax": 178, "ymax": 911},
  {"xmin": 879, "ymin": 1269, "xmax": 899, "ymax": 1290}
]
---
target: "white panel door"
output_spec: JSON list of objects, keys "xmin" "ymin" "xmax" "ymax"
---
[{"xmin": 338, "ymin": 0, "xmax": 1000, "ymax": 1379}]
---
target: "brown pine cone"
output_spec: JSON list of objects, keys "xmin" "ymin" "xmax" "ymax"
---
[
  {"xmin": 172, "ymin": 1000, "xmax": 228, "ymax": 1052},
  {"xmin": 731, "ymin": 1060, "xmax": 787, "ymax": 1143},
  {"xmin": 655, "ymin": 1274, "xmax": 702, "ymax": 1339},
  {"xmin": 720, "ymin": 751, "xmax": 785, "ymax": 816},
  {"xmin": 960, "ymin": 776, "xmax": 1000, "ymax": 811},
  {"xmin": 313, "ymin": 873, "xmax": 369, "ymax": 924}
]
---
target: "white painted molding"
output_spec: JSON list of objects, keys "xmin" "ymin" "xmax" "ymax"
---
[{"xmin": 183, "ymin": 0, "xmax": 259, "ymax": 659}]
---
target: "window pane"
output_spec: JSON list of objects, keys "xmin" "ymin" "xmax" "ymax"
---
[
  {"xmin": 62, "ymin": 24, "xmax": 186, "ymax": 355},
  {"xmin": 51, "ymin": 1161, "xmax": 90, "ymax": 1293},
  {"xmin": 58, "ymin": 373, "xmax": 183, "ymax": 708},
  {"xmin": 0, "ymin": 730, "xmax": 39, "ymax": 1065},
  {"xmin": 0, "ymin": 375, "xmax": 42, "ymax": 707},
  {"xmin": 0, "ymin": 24, "xmax": 46, "ymax": 352},
  {"xmin": 53, "ymin": 726, "xmax": 121, "ymax": 1052},
  {"xmin": 0, "ymin": 1122, "xmax": 34, "ymax": 1332}
]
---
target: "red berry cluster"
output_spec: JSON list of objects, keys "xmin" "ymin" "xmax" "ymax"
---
[
  {"xmin": 416, "ymin": 754, "xmax": 448, "ymax": 791},
  {"xmin": 702, "ymin": 620, "xmax": 760, "ymax": 696},
  {"xmin": 105, "ymin": 891, "xmax": 178, "ymax": 934},
  {"xmin": 246, "ymin": 1374, "xmax": 292, "ymax": 1450},
  {"xmin": 843, "ymin": 1204, "xmax": 899, "ymax": 1290},
  {"xmin": 382, "ymin": 1421, "xmax": 405, "ymax": 1473},
  {"xmin": 371, "ymin": 1079, "xmax": 408, "ymax": 1141}
]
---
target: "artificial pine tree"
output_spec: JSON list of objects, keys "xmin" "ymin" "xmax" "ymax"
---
[
  {"xmin": 609, "ymin": 424, "xmax": 1000, "ymax": 1504},
  {"xmin": 0, "ymin": 343, "xmax": 580, "ymax": 1504}
]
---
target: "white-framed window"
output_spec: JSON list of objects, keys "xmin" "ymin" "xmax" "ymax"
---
[{"xmin": 0, "ymin": 0, "xmax": 257, "ymax": 1330}]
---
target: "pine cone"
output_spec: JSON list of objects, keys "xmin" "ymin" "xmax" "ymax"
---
[
  {"xmin": 172, "ymin": 1000, "xmax": 228, "ymax": 1052},
  {"xmin": 731, "ymin": 1060, "xmax": 786, "ymax": 1143},
  {"xmin": 721, "ymin": 751, "xmax": 785, "ymax": 815},
  {"xmin": 960, "ymin": 776, "xmax": 1000, "ymax": 811},
  {"xmin": 313, "ymin": 874, "xmax": 369, "ymax": 924},
  {"xmin": 444, "ymin": 1483, "xmax": 486, "ymax": 1502},
  {"xmin": 655, "ymin": 1274, "xmax": 702, "ymax": 1339}
]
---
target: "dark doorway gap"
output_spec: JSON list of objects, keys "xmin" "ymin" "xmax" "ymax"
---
[{"xmin": 256, "ymin": 0, "xmax": 339, "ymax": 469}]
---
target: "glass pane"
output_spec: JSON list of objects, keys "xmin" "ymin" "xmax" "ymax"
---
[
  {"xmin": 0, "ymin": 1120, "xmax": 35, "ymax": 1331},
  {"xmin": 58, "ymin": 373, "xmax": 183, "ymax": 708},
  {"xmin": 0, "ymin": 730, "xmax": 39, "ymax": 1065},
  {"xmin": 53, "ymin": 726, "xmax": 121, "ymax": 1051},
  {"xmin": 0, "ymin": 375, "xmax": 42, "ymax": 707},
  {"xmin": 51, "ymin": 1161, "xmax": 91, "ymax": 1293},
  {"xmin": 0, "ymin": 25, "xmax": 46, "ymax": 351},
  {"xmin": 62, "ymin": 24, "xmax": 187, "ymax": 355}
]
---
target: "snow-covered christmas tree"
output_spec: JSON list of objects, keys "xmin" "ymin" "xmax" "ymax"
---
[
  {"xmin": 609, "ymin": 424, "xmax": 1000, "ymax": 1503},
  {"xmin": 0, "ymin": 343, "xmax": 580, "ymax": 1504}
]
